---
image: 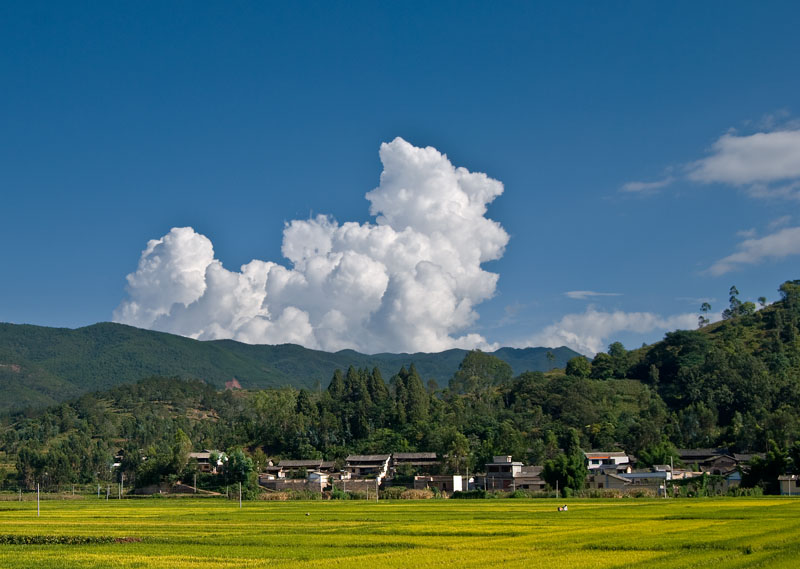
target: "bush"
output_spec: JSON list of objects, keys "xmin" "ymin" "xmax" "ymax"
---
[
  {"xmin": 259, "ymin": 492, "xmax": 290, "ymax": 501},
  {"xmin": 285, "ymin": 490, "xmax": 322, "ymax": 500},
  {"xmin": 727, "ymin": 486, "xmax": 763, "ymax": 497},
  {"xmin": 451, "ymin": 489, "xmax": 487, "ymax": 499},
  {"xmin": 508, "ymin": 490, "xmax": 551, "ymax": 499},
  {"xmin": 381, "ymin": 486, "xmax": 407, "ymax": 500},
  {"xmin": 330, "ymin": 487, "xmax": 349, "ymax": 500},
  {"xmin": 399, "ymin": 489, "xmax": 433, "ymax": 500}
]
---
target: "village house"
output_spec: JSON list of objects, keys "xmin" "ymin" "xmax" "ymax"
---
[
  {"xmin": 514, "ymin": 466, "xmax": 547, "ymax": 491},
  {"xmin": 391, "ymin": 452, "xmax": 440, "ymax": 474},
  {"xmin": 263, "ymin": 459, "xmax": 336, "ymax": 479},
  {"xmin": 307, "ymin": 471, "xmax": 330, "ymax": 492},
  {"xmin": 584, "ymin": 451, "xmax": 630, "ymax": 470},
  {"xmin": 478, "ymin": 456, "xmax": 546, "ymax": 491},
  {"xmin": 189, "ymin": 450, "xmax": 225, "ymax": 474},
  {"xmin": 595, "ymin": 462, "xmax": 633, "ymax": 475},
  {"xmin": 586, "ymin": 471, "xmax": 631, "ymax": 490},
  {"xmin": 413, "ymin": 475, "xmax": 463, "ymax": 493},
  {"xmin": 588, "ymin": 464, "xmax": 673, "ymax": 493},
  {"xmin": 733, "ymin": 453, "xmax": 765, "ymax": 465},
  {"xmin": 677, "ymin": 449, "xmax": 737, "ymax": 475},
  {"xmin": 345, "ymin": 454, "xmax": 391, "ymax": 479}
]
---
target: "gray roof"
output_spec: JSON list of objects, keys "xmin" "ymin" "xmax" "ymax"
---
[
  {"xmin": 393, "ymin": 452, "xmax": 438, "ymax": 460},
  {"xmin": 733, "ymin": 453, "xmax": 764, "ymax": 462},
  {"xmin": 278, "ymin": 459, "xmax": 335, "ymax": 469},
  {"xmin": 597, "ymin": 463, "xmax": 630, "ymax": 472},
  {"xmin": 591, "ymin": 472, "xmax": 631, "ymax": 483},
  {"xmin": 346, "ymin": 454, "xmax": 391, "ymax": 462},
  {"xmin": 677, "ymin": 448, "xmax": 728, "ymax": 458}
]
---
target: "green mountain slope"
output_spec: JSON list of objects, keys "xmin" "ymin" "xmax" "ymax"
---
[{"xmin": 0, "ymin": 322, "xmax": 580, "ymax": 412}]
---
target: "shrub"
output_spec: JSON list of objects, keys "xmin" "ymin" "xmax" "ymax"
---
[
  {"xmin": 727, "ymin": 486, "xmax": 763, "ymax": 497},
  {"xmin": 381, "ymin": 486, "xmax": 407, "ymax": 500},
  {"xmin": 450, "ymin": 489, "xmax": 487, "ymax": 499},
  {"xmin": 286, "ymin": 490, "xmax": 322, "ymax": 500},
  {"xmin": 399, "ymin": 489, "xmax": 433, "ymax": 500},
  {"xmin": 330, "ymin": 487, "xmax": 349, "ymax": 500},
  {"xmin": 259, "ymin": 492, "xmax": 290, "ymax": 501},
  {"xmin": 508, "ymin": 489, "xmax": 552, "ymax": 499}
]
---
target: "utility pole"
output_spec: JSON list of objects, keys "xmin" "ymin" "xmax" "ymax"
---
[
  {"xmin": 239, "ymin": 482, "xmax": 242, "ymax": 509},
  {"xmin": 375, "ymin": 478, "xmax": 379, "ymax": 502},
  {"xmin": 37, "ymin": 483, "xmax": 40, "ymax": 517},
  {"xmin": 671, "ymin": 456, "xmax": 674, "ymax": 498}
]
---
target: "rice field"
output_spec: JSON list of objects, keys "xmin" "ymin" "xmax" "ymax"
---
[{"xmin": 0, "ymin": 497, "xmax": 798, "ymax": 568}]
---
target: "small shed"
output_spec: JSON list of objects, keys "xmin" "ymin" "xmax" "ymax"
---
[{"xmin": 778, "ymin": 474, "xmax": 800, "ymax": 496}]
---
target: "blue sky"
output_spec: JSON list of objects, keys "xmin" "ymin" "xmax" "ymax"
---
[{"xmin": 2, "ymin": 2, "xmax": 799, "ymax": 355}]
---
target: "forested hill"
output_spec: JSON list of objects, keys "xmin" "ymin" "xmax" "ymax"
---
[
  {"xmin": 581, "ymin": 280, "xmax": 800, "ymax": 452},
  {"xmin": 0, "ymin": 322, "xmax": 579, "ymax": 412},
  {"xmin": 3, "ymin": 280, "xmax": 800, "ymax": 495}
]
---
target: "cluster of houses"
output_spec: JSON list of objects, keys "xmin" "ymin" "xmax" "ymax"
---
[
  {"xmin": 582, "ymin": 449, "xmax": 744, "ymax": 494},
  {"xmin": 251, "ymin": 447, "xmax": 775, "ymax": 496},
  {"xmin": 111, "ymin": 445, "xmax": 799, "ymax": 496}
]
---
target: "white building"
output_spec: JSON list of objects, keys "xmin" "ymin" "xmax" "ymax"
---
[{"xmin": 584, "ymin": 451, "xmax": 629, "ymax": 470}]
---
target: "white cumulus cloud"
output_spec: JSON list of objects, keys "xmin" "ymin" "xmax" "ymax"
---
[
  {"xmin": 518, "ymin": 308, "xmax": 701, "ymax": 356},
  {"xmin": 707, "ymin": 226, "xmax": 800, "ymax": 276},
  {"xmin": 114, "ymin": 137, "xmax": 509, "ymax": 354},
  {"xmin": 688, "ymin": 130, "xmax": 800, "ymax": 185}
]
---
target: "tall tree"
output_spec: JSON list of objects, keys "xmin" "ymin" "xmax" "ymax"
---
[
  {"xmin": 542, "ymin": 428, "xmax": 586, "ymax": 496},
  {"xmin": 449, "ymin": 350, "xmax": 512, "ymax": 393}
]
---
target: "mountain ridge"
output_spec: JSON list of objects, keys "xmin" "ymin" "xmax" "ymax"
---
[{"xmin": 0, "ymin": 321, "xmax": 580, "ymax": 412}]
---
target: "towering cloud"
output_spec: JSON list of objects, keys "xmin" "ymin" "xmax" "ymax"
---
[{"xmin": 114, "ymin": 138, "xmax": 509, "ymax": 354}]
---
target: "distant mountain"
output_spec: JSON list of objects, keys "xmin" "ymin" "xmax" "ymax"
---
[{"xmin": 0, "ymin": 322, "xmax": 580, "ymax": 413}]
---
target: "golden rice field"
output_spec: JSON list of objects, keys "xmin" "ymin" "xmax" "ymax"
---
[{"xmin": 0, "ymin": 497, "xmax": 798, "ymax": 568}]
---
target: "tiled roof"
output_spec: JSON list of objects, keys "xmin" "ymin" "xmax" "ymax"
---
[
  {"xmin": 393, "ymin": 452, "xmax": 438, "ymax": 460},
  {"xmin": 346, "ymin": 454, "xmax": 391, "ymax": 462}
]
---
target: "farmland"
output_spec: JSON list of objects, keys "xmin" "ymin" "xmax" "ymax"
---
[{"xmin": 0, "ymin": 498, "xmax": 798, "ymax": 568}]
